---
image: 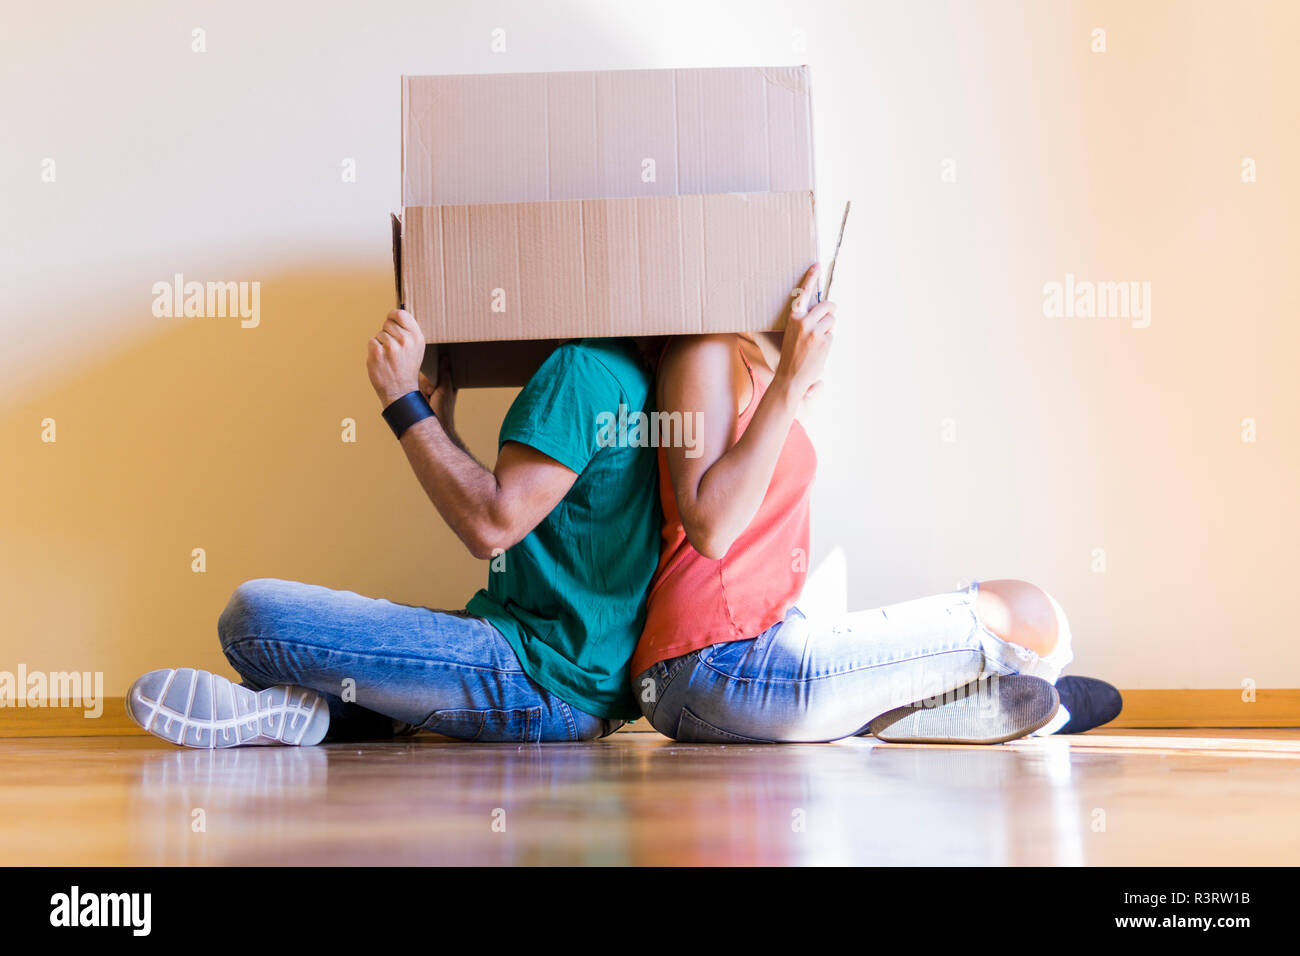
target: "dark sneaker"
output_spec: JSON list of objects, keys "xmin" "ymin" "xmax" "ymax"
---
[
  {"xmin": 868, "ymin": 675, "xmax": 1060, "ymax": 745},
  {"xmin": 1054, "ymin": 675, "xmax": 1123, "ymax": 734},
  {"xmin": 126, "ymin": 668, "xmax": 330, "ymax": 748}
]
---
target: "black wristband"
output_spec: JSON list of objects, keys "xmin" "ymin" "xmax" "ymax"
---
[{"xmin": 381, "ymin": 391, "xmax": 436, "ymax": 439}]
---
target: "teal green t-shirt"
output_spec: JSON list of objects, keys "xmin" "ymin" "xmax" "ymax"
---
[{"xmin": 465, "ymin": 339, "xmax": 660, "ymax": 720}]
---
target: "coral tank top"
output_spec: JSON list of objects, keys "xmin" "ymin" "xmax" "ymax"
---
[{"xmin": 630, "ymin": 347, "xmax": 817, "ymax": 677}]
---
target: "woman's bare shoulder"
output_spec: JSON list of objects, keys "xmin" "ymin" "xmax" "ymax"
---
[
  {"xmin": 661, "ymin": 333, "xmax": 742, "ymax": 371},
  {"xmin": 658, "ymin": 335, "xmax": 747, "ymax": 413}
]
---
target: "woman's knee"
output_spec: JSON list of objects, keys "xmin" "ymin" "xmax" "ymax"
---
[{"xmin": 974, "ymin": 579, "xmax": 1065, "ymax": 659}]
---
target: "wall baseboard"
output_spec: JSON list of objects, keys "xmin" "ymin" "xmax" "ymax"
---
[
  {"xmin": 0, "ymin": 701, "xmax": 137, "ymax": 738},
  {"xmin": 1104, "ymin": 689, "xmax": 1299, "ymax": 728},
  {"xmin": 0, "ymin": 690, "xmax": 1295, "ymax": 739}
]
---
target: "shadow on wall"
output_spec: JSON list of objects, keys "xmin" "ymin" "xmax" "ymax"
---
[{"xmin": 0, "ymin": 264, "xmax": 516, "ymax": 694}]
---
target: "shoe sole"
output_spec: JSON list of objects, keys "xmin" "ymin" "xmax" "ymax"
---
[
  {"xmin": 868, "ymin": 675, "xmax": 1060, "ymax": 745},
  {"xmin": 125, "ymin": 668, "xmax": 329, "ymax": 748}
]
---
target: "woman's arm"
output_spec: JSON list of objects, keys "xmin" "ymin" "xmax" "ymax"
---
[{"xmin": 662, "ymin": 264, "xmax": 836, "ymax": 559}]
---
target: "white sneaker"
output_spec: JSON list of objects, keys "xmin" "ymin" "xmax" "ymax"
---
[{"xmin": 126, "ymin": 668, "xmax": 330, "ymax": 748}]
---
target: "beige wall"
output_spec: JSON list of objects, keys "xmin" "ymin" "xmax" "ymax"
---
[{"xmin": 3, "ymin": 0, "xmax": 1297, "ymax": 695}]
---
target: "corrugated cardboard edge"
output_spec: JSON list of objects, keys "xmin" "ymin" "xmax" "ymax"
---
[{"xmin": 390, "ymin": 212, "xmax": 403, "ymax": 306}]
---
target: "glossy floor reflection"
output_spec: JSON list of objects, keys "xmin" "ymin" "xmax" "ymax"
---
[{"xmin": 2, "ymin": 731, "xmax": 1298, "ymax": 865}]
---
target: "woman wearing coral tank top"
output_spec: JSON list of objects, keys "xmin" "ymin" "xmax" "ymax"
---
[{"xmin": 631, "ymin": 264, "xmax": 1121, "ymax": 744}]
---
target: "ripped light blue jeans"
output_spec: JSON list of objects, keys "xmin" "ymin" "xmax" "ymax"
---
[
  {"xmin": 634, "ymin": 583, "xmax": 1072, "ymax": 743},
  {"xmin": 218, "ymin": 579, "xmax": 622, "ymax": 742}
]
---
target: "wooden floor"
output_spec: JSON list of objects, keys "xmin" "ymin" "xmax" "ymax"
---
[{"xmin": 3, "ymin": 729, "xmax": 1298, "ymax": 865}]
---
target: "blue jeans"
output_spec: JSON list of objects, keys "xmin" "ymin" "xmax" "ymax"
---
[
  {"xmin": 634, "ymin": 585, "xmax": 1067, "ymax": 743},
  {"xmin": 218, "ymin": 579, "xmax": 622, "ymax": 742}
]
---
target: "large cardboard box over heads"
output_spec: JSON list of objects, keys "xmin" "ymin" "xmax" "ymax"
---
[{"xmin": 393, "ymin": 65, "xmax": 818, "ymax": 387}]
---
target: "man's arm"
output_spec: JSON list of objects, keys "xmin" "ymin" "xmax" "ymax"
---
[
  {"xmin": 399, "ymin": 428, "xmax": 576, "ymax": 559},
  {"xmin": 366, "ymin": 309, "xmax": 577, "ymax": 560},
  {"xmin": 417, "ymin": 363, "xmax": 472, "ymax": 454}
]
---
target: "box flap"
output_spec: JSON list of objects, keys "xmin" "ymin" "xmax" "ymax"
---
[{"xmin": 402, "ymin": 66, "xmax": 814, "ymax": 206}]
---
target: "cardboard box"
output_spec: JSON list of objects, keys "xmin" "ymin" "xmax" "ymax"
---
[{"xmin": 393, "ymin": 66, "xmax": 818, "ymax": 387}]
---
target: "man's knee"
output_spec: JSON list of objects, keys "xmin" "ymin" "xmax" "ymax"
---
[
  {"xmin": 217, "ymin": 578, "xmax": 287, "ymax": 651},
  {"xmin": 975, "ymin": 579, "xmax": 1063, "ymax": 659}
]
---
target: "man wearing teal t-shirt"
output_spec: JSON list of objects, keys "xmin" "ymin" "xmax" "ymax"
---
[{"xmin": 124, "ymin": 309, "xmax": 660, "ymax": 747}]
